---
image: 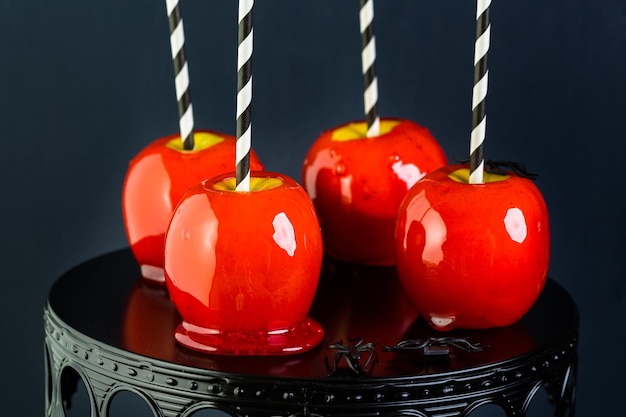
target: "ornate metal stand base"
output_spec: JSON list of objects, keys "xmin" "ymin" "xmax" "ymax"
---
[{"xmin": 44, "ymin": 249, "xmax": 578, "ymax": 417}]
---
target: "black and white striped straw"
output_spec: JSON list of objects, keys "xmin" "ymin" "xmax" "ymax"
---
[
  {"xmin": 235, "ymin": 0, "xmax": 253, "ymax": 191},
  {"xmin": 166, "ymin": 0, "xmax": 194, "ymax": 150},
  {"xmin": 359, "ymin": 0, "xmax": 380, "ymax": 137},
  {"xmin": 469, "ymin": 0, "xmax": 491, "ymax": 184}
]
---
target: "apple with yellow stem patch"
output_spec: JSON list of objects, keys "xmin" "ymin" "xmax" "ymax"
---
[
  {"xmin": 122, "ymin": 130, "xmax": 264, "ymax": 283},
  {"xmin": 302, "ymin": 118, "xmax": 447, "ymax": 265},
  {"xmin": 164, "ymin": 172, "xmax": 324, "ymax": 355},
  {"xmin": 394, "ymin": 164, "xmax": 550, "ymax": 330}
]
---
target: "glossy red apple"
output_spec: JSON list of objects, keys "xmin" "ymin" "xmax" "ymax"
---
[
  {"xmin": 394, "ymin": 164, "xmax": 550, "ymax": 330},
  {"xmin": 164, "ymin": 172, "xmax": 324, "ymax": 355},
  {"xmin": 122, "ymin": 130, "xmax": 264, "ymax": 283},
  {"xmin": 302, "ymin": 118, "xmax": 447, "ymax": 265}
]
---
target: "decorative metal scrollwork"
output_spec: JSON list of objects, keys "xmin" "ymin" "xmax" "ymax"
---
[
  {"xmin": 325, "ymin": 338, "xmax": 380, "ymax": 376},
  {"xmin": 384, "ymin": 337, "xmax": 485, "ymax": 358}
]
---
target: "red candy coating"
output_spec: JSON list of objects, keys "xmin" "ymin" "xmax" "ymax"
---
[
  {"xmin": 302, "ymin": 118, "xmax": 447, "ymax": 265},
  {"xmin": 122, "ymin": 130, "xmax": 264, "ymax": 282},
  {"xmin": 164, "ymin": 172, "xmax": 324, "ymax": 355},
  {"xmin": 394, "ymin": 164, "xmax": 550, "ymax": 330}
]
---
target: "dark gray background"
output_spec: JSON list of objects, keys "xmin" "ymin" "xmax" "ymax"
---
[{"xmin": 1, "ymin": 0, "xmax": 623, "ymax": 415}]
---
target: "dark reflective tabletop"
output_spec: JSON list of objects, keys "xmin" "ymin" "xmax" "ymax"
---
[{"xmin": 47, "ymin": 248, "xmax": 578, "ymax": 379}]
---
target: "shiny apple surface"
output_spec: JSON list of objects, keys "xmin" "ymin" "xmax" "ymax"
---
[
  {"xmin": 302, "ymin": 118, "xmax": 447, "ymax": 265},
  {"xmin": 395, "ymin": 164, "xmax": 550, "ymax": 330},
  {"xmin": 164, "ymin": 172, "xmax": 324, "ymax": 355},
  {"xmin": 122, "ymin": 130, "xmax": 264, "ymax": 283}
]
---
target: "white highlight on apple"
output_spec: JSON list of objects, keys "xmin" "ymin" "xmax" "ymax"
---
[
  {"xmin": 272, "ymin": 212, "xmax": 297, "ymax": 257},
  {"xmin": 304, "ymin": 168, "xmax": 317, "ymax": 200},
  {"xmin": 392, "ymin": 160, "xmax": 425, "ymax": 189},
  {"xmin": 303, "ymin": 155, "xmax": 325, "ymax": 201},
  {"xmin": 504, "ymin": 207, "xmax": 527, "ymax": 244},
  {"xmin": 403, "ymin": 190, "xmax": 447, "ymax": 266},
  {"xmin": 182, "ymin": 321, "xmax": 220, "ymax": 335},
  {"xmin": 339, "ymin": 175, "xmax": 353, "ymax": 205},
  {"xmin": 140, "ymin": 265, "xmax": 165, "ymax": 283},
  {"xmin": 430, "ymin": 315, "xmax": 455, "ymax": 328}
]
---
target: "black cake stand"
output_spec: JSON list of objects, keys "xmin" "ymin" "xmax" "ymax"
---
[{"xmin": 44, "ymin": 249, "xmax": 578, "ymax": 417}]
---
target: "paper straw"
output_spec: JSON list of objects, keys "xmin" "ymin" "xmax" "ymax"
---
[
  {"xmin": 469, "ymin": 0, "xmax": 491, "ymax": 184},
  {"xmin": 235, "ymin": 0, "xmax": 253, "ymax": 191},
  {"xmin": 166, "ymin": 0, "xmax": 195, "ymax": 150},
  {"xmin": 359, "ymin": 0, "xmax": 380, "ymax": 137}
]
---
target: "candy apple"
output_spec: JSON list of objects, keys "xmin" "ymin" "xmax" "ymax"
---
[
  {"xmin": 164, "ymin": 172, "xmax": 324, "ymax": 355},
  {"xmin": 394, "ymin": 164, "xmax": 550, "ymax": 330},
  {"xmin": 302, "ymin": 118, "xmax": 447, "ymax": 265},
  {"xmin": 122, "ymin": 130, "xmax": 264, "ymax": 283}
]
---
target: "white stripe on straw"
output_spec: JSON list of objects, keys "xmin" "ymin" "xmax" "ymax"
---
[
  {"xmin": 165, "ymin": 0, "xmax": 194, "ymax": 150},
  {"xmin": 469, "ymin": 0, "xmax": 492, "ymax": 184},
  {"xmin": 359, "ymin": 0, "xmax": 380, "ymax": 137},
  {"xmin": 236, "ymin": 0, "xmax": 254, "ymax": 191}
]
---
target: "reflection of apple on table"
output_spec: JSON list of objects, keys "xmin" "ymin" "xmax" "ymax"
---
[
  {"xmin": 164, "ymin": 172, "xmax": 324, "ymax": 355},
  {"xmin": 302, "ymin": 118, "xmax": 447, "ymax": 265},
  {"xmin": 122, "ymin": 130, "xmax": 264, "ymax": 283},
  {"xmin": 123, "ymin": 279, "xmax": 179, "ymax": 358},
  {"xmin": 310, "ymin": 258, "xmax": 418, "ymax": 351},
  {"xmin": 395, "ymin": 164, "xmax": 550, "ymax": 330}
]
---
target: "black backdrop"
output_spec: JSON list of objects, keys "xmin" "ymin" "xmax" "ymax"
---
[{"xmin": 1, "ymin": 1, "xmax": 624, "ymax": 415}]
